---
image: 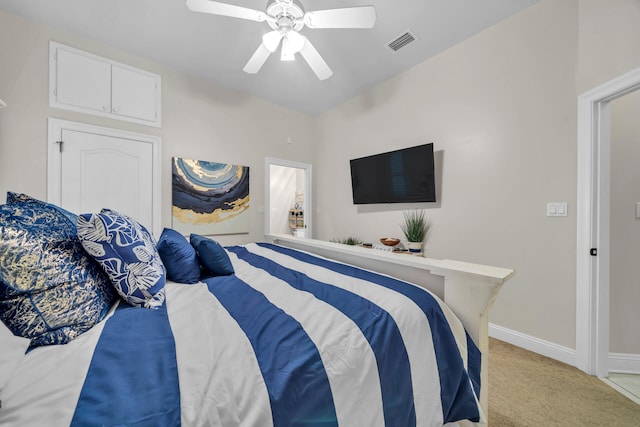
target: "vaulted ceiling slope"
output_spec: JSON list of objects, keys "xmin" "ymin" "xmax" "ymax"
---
[{"xmin": 0, "ymin": 0, "xmax": 540, "ymax": 115}]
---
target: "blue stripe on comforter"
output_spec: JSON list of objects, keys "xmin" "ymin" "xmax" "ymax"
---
[
  {"xmin": 71, "ymin": 302, "xmax": 181, "ymax": 427},
  {"xmin": 227, "ymin": 245, "xmax": 417, "ymax": 427},
  {"xmin": 254, "ymin": 242, "xmax": 481, "ymax": 424},
  {"xmin": 202, "ymin": 274, "xmax": 339, "ymax": 426}
]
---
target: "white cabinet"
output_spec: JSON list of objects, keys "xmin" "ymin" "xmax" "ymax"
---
[
  {"xmin": 49, "ymin": 41, "xmax": 161, "ymax": 127},
  {"xmin": 55, "ymin": 48, "xmax": 112, "ymax": 113}
]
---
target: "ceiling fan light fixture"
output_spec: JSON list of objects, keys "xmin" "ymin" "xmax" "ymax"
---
[
  {"xmin": 262, "ymin": 30, "xmax": 282, "ymax": 52},
  {"xmin": 281, "ymin": 30, "xmax": 305, "ymax": 61},
  {"xmin": 280, "ymin": 36, "xmax": 296, "ymax": 61}
]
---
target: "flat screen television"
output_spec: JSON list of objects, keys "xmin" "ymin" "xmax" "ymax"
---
[{"xmin": 350, "ymin": 143, "xmax": 436, "ymax": 204}]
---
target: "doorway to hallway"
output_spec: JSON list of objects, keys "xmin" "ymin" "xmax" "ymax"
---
[
  {"xmin": 576, "ymin": 66, "xmax": 640, "ymax": 378},
  {"xmin": 264, "ymin": 157, "xmax": 312, "ymax": 238}
]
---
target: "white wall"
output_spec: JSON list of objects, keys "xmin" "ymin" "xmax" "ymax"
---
[
  {"xmin": 313, "ymin": 0, "xmax": 640, "ymax": 352},
  {"xmin": 0, "ymin": 10, "xmax": 315, "ymax": 246},
  {"xmin": 315, "ymin": 0, "xmax": 579, "ymax": 348},
  {"xmin": 610, "ymin": 89, "xmax": 640, "ymax": 355},
  {"xmin": 576, "ymin": 0, "xmax": 640, "ymax": 94}
]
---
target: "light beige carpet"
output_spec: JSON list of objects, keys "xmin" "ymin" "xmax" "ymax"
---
[{"xmin": 488, "ymin": 338, "xmax": 640, "ymax": 426}]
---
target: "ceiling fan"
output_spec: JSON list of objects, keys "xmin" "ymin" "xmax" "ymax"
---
[{"xmin": 185, "ymin": 0, "xmax": 376, "ymax": 80}]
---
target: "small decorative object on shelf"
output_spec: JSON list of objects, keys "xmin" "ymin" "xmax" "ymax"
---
[
  {"xmin": 400, "ymin": 209, "xmax": 431, "ymax": 254},
  {"xmin": 288, "ymin": 209, "xmax": 304, "ymax": 229},
  {"xmin": 380, "ymin": 237, "xmax": 400, "ymax": 247},
  {"xmin": 372, "ymin": 244, "xmax": 394, "ymax": 252},
  {"xmin": 393, "ymin": 247, "xmax": 409, "ymax": 252}
]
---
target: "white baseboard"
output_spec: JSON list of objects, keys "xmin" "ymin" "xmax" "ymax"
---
[
  {"xmin": 609, "ymin": 352, "xmax": 640, "ymax": 374},
  {"xmin": 489, "ymin": 323, "xmax": 576, "ymax": 367},
  {"xmin": 489, "ymin": 323, "xmax": 640, "ymax": 375}
]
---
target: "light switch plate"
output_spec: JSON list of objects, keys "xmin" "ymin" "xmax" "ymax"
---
[{"xmin": 547, "ymin": 202, "xmax": 568, "ymax": 217}]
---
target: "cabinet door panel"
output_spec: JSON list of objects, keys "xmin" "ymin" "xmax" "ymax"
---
[
  {"xmin": 112, "ymin": 65, "xmax": 158, "ymax": 122},
  {"xmin": 55, "ymin": 48, "xmax": 111, "ymax": 112}
]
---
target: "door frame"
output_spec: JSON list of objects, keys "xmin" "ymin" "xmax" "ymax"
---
[
  {"xmin": 264, "ymin": 157, "xmax": 312, "ymax": 238},
  {"xmin": 576, "ymin": 67, "xmax": 640, "ymax": 377},
  {"xmin": 47, "ymin": 118, "xmax": 162, "ymax": 236}
]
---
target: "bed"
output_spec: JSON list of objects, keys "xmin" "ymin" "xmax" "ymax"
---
[{"xmin": 0, "ymin": 193, "xmax": 513, "ymax": 426}]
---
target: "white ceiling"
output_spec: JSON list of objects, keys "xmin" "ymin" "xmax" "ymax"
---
[{"xmin": 0, "ymin": 0, "xmax": 540, "ymax": 115}]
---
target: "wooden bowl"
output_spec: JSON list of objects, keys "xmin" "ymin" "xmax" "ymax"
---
[{"xmin": 380, "ymin": 237, "xmax": 400, "ymax": 247}]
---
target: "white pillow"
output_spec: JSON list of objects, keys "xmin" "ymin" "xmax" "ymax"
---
[{"xmin": 0, "ymin": 321, "xmax": 30, "ymax": 390}]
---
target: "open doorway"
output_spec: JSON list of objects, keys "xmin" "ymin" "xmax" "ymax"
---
[
  {"xmin": 264, "ymin": 157, "xmax": 312, "ymax": 238},
  {"xmin": 576, "ymin": 66, "xmax": 640, "ymax": 378}
]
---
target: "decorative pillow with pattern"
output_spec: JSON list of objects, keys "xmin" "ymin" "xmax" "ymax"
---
[
  {"xmin": 0, "ymin": 193, "xmax": 116, "ymax": 348},
  {"xmin": 6, "ymin": 192, "xmax": 78, "ymax": 224},
  {"xmin": 77, "ymin": 209, "xmax": 166, "ymax": 309}
]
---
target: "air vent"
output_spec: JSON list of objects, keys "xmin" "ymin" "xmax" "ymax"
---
[{"xmin": 386, "ymin": 29, "xmax": 417, "ymax": 52}]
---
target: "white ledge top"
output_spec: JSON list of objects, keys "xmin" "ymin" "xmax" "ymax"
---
[{"xmin": 266, "ymin": 234, "xmax": 515, "ymax": 285}]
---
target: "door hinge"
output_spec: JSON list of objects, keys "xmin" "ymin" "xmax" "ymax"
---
[
  {"xmin": 55, "ymin": 140, "xmax": 64, "ymax": 153},
  {"xmin": 590, "ymin": 248, "xmax": 597, "ymax": 256}
]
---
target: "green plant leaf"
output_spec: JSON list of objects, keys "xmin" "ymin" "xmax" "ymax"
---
[{"xmin": 400, "ymin": 209, "xmax": 431, "ymax": 242}]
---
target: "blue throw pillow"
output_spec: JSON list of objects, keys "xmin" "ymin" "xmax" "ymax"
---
[
  {"xmin": 77, "ymin": 209, "xmax": 166, "ymax": 309},
  {"xmin": 0, "ymin": 194, "xmax": 116, "ymax": 348},
  {"xmin": 157, "ymin": 228, "xmax": 201, "ymax": 284},
  {"xmin": 190, "ymin": 234, "xmax": 234, "ymax": 276}
]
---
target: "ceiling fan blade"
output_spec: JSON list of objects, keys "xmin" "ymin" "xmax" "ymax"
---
[
  {"xmin": 304, "ymin": 6, "xmax": 376, "ymax": 29},
  {"xmin": 243, "ymin": 43, "xmax": 272, "ymax": 74},
  {"xmin": 186, "ymin": 0, "xmax": 267, "ymax": 22},
  {"xmin": 299, "ymin": 37, "xmax": 333, "ymax": 80}
]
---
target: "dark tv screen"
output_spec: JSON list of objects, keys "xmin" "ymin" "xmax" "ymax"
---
[{"xmin": 350, "ymin": 143, "xmax": 436, "ymax": 204}]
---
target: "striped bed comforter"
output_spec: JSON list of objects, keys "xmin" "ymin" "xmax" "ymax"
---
[{"xmin": 0, "ymin": 243, "xmax": 482, "ymax": 426}]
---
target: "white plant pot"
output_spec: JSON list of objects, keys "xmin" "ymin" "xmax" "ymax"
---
[{"xmin": 407, "ymin": 241, "xmax": 423, "ymax": 253}]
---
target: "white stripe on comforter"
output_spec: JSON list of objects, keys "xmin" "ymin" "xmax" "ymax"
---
[
  {"xmin": 228, "ymin": 251, "xmax": 385, "ymax": 427},
  {"xmin": 242, "ymin": 243, "xmax": 449, "ymax": 426}
]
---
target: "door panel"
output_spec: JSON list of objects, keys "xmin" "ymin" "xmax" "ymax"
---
[
  {"xmin": 60, "ymin": 129, "xmax": 153, "ymax": 228},
  {"xmin": 48, "ymin": 119, "xmax": 161, "ymax": 236}
]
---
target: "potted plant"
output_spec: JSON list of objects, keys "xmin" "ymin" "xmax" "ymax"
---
[
  {"xmin": 400, "ymin": 209, "xmax": 430, "ymax": 253},
  {"xmin": 330, "ymin": 236, "xmax": 363, "ymax": 246}
]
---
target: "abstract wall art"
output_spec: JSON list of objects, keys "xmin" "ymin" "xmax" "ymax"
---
[{"xmin": 172, "ymin": 157, "xmax": 250, "ymax": 235}]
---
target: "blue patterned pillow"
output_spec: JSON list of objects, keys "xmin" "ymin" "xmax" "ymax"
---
[
  {"xmin": 0, "ymin": 194, "xmax": 116, "ymax": 348},
  {"xmin": 190, "ymin": 234, "xmax": 234, "ymax": 276},
  {"xmin": 6, "ymin": 192, "xmax": 78, "ymax": 224},
  {"xmin": 157, "ymin": 228, "xmax": 201, "ymax": 284},
  {"xmin": 77, "ymin": 209, "xmax": 166, "ymax": 309}
]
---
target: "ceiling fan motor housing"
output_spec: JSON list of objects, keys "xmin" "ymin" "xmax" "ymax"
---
[{"xmin": 267, "ymin": 0, "xmax": 304, "ymax": 34}]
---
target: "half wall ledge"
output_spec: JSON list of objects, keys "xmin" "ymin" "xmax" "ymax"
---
[
  {"xmin": 266, "ymin": 233, "xmax": 515, "ymax": 426},
  {"xmin": 265, "ymin": 233, "xmax": 515, "ymax": 345}
]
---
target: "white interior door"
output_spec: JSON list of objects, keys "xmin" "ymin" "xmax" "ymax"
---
[{"xmin": 48, "ymin": 119, "xmax": 161, "ymax": 236}]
